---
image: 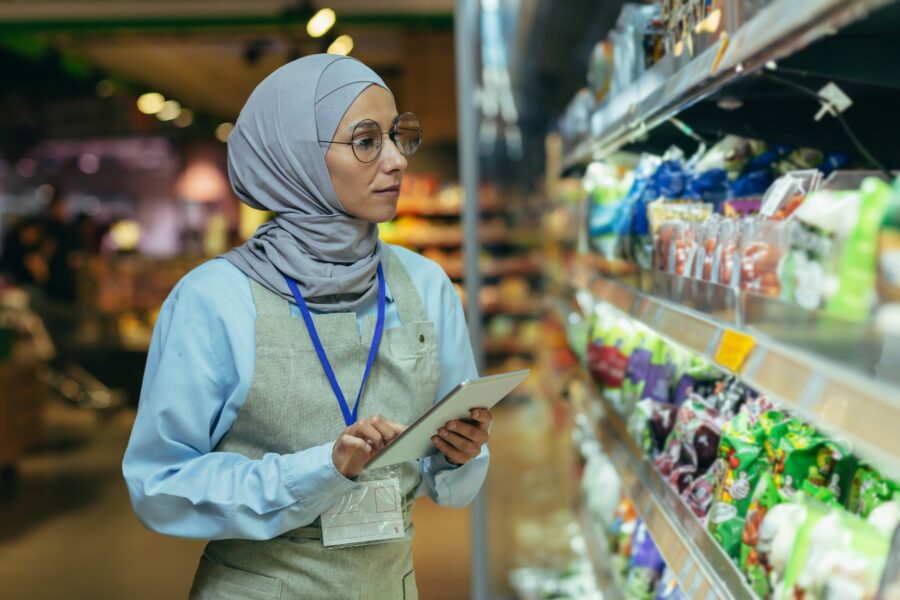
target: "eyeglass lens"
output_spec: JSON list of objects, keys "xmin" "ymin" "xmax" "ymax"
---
[{"xmin": 349, "ymin": 113, "xmax": 422, "ymax": 163}]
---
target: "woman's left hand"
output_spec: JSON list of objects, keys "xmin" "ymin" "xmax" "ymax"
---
[{"xmin": 431, "ymin": 408, "xmax": 492, "ymax": 466}]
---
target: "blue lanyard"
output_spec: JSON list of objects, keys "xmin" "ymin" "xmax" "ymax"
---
[{"xmin": 283, "ymin": 263, "xmax": 386, "ymax": 427}]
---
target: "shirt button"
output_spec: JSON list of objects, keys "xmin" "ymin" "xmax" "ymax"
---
[{"xmin": 419, "ymin": 335, "xmax": 425, "ymax": 343}]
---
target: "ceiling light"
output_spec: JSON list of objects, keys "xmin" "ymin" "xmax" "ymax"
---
[
  {"xmin": 307, "ymin": 8, "xmax": 336, "ymax": 38},
  {"xmin": 327, "ymin": 35, "xmax": 354, "ymax": 56},
  {"xmin": 137, "ymin": 92, "xmax": 165, "ymax": 115},
  {"xmin": 174, "ymin": 108, "xmax": 194, "ymax": 128},
  {"xmin": 215, "ymin": 122, "xmax": 235, "ymax": 142},
  {"xmin": 157, "ymin": 100, "xmax": 181, "ymax": 122}
]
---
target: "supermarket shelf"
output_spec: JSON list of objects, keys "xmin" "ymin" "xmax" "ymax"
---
[
  {"xmin": 483, "ymin": 338, "xmax": 536, "ymax": 357},
  {"xmin": 583, "ymin": 272, "xmax": 900, "ymax": 480},
  {"xmin": 562, "ymin": 0, "xmax": 893, "ymax": 167},
  {"xmin": 575, "ymin": 375, "xmax": 757, "ymax": 600},
  {"xmin": 575, "ymin": 504, "xmax": 625, "ymax": 600}
]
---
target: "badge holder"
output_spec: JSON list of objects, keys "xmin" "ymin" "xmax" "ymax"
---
[{"xmin": 321, "ymin": 464, "xmax": 410, "ymax": 549}]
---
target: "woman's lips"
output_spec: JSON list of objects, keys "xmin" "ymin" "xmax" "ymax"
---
[{"xmin": 373, "ymin": 186, "xmax": 400, "ymax": 200}]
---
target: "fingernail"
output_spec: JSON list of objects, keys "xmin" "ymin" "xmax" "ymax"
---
[
  {"xmin": 448, "ymin": 423, "xmax": 456, "ymax": 431},
  {"xmin": 440, "ymin": 429, "xmax": 448, "ymax": 437}
]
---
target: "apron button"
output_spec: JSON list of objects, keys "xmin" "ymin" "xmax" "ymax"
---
[{"xmin": 419, "ymin": 335, "xmax": 425, "ymax": 343}]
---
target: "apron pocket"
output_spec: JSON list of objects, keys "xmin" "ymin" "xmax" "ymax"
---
[
  {"xmin": 402, "ymin": 569, "xmax": 418, "ymax": 600},
  {"xmin": 190, "ymin": 556, "xmax": 283, "ymax": 600}
]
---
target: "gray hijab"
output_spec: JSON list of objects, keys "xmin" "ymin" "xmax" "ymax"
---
[{"xmin": 223, "ymin": 54, "xmax": 389, "ymax": 312}]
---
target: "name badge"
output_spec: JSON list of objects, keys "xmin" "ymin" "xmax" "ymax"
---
[{"xmin": 321, "ymin": 477, "xmax": 406, "ymax": 547}]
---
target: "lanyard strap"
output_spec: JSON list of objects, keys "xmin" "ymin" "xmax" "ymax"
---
[{"xmin": 283, "ymin": 264, "xmax": 386, "ymax": 427}]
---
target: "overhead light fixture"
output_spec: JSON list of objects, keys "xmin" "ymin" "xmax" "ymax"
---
[
  {"xmin": 216, "ymin": 122, "xmax": 235, "ymax": 143},
  {"xmin": 717, "ymin": 97, "xmax": 743, "ymax": 111},
  {"xmin": 137, "ymin": 92, "xmax": 165, "ymax": 115},
  {"xmin": 174, "ymin": 109, "xmax": 195, "ymax": 128},
  {"xmin": 157, "ymin": 100, "xmax": 182, "ymax": 122},
  {"xmin": 327, "ymin": 34, "xmax": 354, "ymax": 56},
  {"xmin": 307, "ymin": 8, "xmax": 336, "ymax": 38}
]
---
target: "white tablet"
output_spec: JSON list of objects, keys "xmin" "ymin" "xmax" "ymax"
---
[{"xmin": 363, "ymin": 369, "xmax": 530, "ymax": 472}]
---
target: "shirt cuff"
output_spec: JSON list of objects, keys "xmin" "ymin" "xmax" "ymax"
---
[{"xmin": 282, "ymin": 442, "xmax": 359, "ymax": 506}]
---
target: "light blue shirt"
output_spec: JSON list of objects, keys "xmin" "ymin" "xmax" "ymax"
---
[{"xmin": 122, "ymin": 244, "xmax": 488, "ymax": 541}]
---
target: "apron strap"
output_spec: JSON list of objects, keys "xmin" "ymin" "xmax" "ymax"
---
[
  {"xmin": 249, "ymin": 279, "xmax": 291, "ymax": 317},
  {"xmin": 384, "ymin": 248, "xmax": 428, "ymax": 324}
]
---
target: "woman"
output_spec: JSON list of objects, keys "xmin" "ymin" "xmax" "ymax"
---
[{"xmin": 122, "ymin": 54, "xmax": 490, "ymax": 599}]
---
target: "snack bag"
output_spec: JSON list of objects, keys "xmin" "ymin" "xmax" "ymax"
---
[
  {"xmin": 609, "ymin": 498, "xmax": 639, "ymax": 578},
  {"xmin": 769, "ymin": 421, "xmax": 840, "ymax": 496},
  {"xmin": 641, "ymin": 335, "xmax": 677, "ymax": 405},
  {"xmin": 626, "ymin": 521, "xmax": 667, "ymax": 600},
  {"xmin": 741, "ymin": 472, "xmax": 793, "ymax": 598},
  {"xmin": 629, "ymin": 398, "xmax": 679, "ymax": 457},
  {"xmin": 779, "ymin": 500, "xmax": 891, "ymax": 600},
  {"xmin": 684, "ymin": 463, "xmax": 722, "ymax": 518},
  {"xmin": 848, "ymin": 464, "xmax": 900, "ymax": 518},
  {"xmin": 672, "ymin": 354, "xmax": 722, "ymax": 405},
  {"xmin": 622, "ymin": 329, "xmax": 653, "ymax": 409},
  {"xmin": 708, "ymin": 410, "xmax": 766, "ymax": 559},
  {"xmin": 656, "ymin": 399, "xmax": 723, "ymax": 493}
]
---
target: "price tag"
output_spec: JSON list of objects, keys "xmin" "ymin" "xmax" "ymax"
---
[{"xmin": 715, "ymin": 329, "xmax": 756, "ymax": 372}]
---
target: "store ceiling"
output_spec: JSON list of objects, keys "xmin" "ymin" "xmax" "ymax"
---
[{"xmin": 1, "ymin": 1, "xmax": 454, "ymax": 120}]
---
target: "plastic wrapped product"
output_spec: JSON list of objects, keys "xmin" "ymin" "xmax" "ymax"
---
[
  {"xmin": 779, "ymin": 501, "xmax": 891, "ymax": 600},
  {"xmin": 654, "ymin": 566, "xmax": 688, "ymax": 600},
  {"xmin": 626, "ymin": 521, "xmax": 667, "ymax": 600},
  {"xmin": 629, "ymin": 398, "xmax": 680, "ymax": 456},
  {"xmin": 848, "ymin": 464, "xmax": 900, "ymax": 518},
  {"xmin": 740, "ymin": 473, "xmax": 793, "ymax": 599},
  {"xmin": 655, "ymin": 399, "xmax": 723, "ymax": 493},
  {"xmin": 707, "ymin": 410, "xmax": 767, "ymax": 559},
  {"xmin": 714, "ymin": 218, "xmax": 742, "ymax": 287},
  {"xmin": 672, "ymin": 355, "xmax": 722, "ymax": 405},
  {"xmin": 769, "ymin": 421, "xmax": 841, "ymax": 495},
  {"xmin": 739, "ymin": 218, "xmax": 791, "ymax": 297}
]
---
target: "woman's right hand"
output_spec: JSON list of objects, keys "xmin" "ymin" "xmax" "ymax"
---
[{"xmin": 332, "ymin": 415, "xmax": 407, "ymax": 479}]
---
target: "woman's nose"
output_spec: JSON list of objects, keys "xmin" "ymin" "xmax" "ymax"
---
[{"xmin": 380, "ymin": 137, "xmax": 408, "ymax": 173}]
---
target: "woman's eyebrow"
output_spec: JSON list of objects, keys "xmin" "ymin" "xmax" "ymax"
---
[{"xmin": 342, "ymin": 114, "xmax": 400, "ymax": 134}]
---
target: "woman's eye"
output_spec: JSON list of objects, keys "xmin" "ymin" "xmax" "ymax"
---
[{"xmin": 353, "ymin": 136, "xmax": 376, "ymax": 149}]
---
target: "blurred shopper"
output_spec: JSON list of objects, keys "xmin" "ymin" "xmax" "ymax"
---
[
  {"xmin": 123, "ymin": 55, "xmax": 491, "ymax": 599},
  {"xmin": 0, "ymin": 216, "xmax": 49, "ymax": 287}
]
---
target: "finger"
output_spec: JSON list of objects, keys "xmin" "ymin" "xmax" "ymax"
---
[
  {"xmin": 445, "ymin": 420, "xmax": 488, "ymax": 444},
  {"xmin": 351, "ymin": 423, "xmax": 386, "ymax": 449},
  {"xmin": 340, "ymin": 434, "xmax": 373, "ymax": 455},
  {"xmin": 369, "ymin": 417, "xmax": 401, "ymax": 444},
  {"xmin": 432, "ymin": 436, "xmax": 469, "ymax": 465},
  {"xmin": 469, "ymin": 408, "xmax": 492, "ymax": 428},
  {"xmin": 437, "ymin": 428, "xmax": 480, "ymax": 456}
]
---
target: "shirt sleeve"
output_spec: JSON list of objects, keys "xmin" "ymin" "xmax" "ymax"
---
[
  {"xmin": 121, "ymin": 268, "xmax": 358, "ymax": 541},
  {"xmin": 416, "ymin": 269, "xmax": 489, "ymax": 508}
]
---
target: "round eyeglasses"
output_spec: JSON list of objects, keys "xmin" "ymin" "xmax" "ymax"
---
[{"xmin": 320, "ymin": 112, "xmax": 422, "ymax": 163}]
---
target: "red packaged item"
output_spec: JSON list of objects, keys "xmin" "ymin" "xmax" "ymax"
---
[
  {"xmin": 655, "ymin": 221, "xmax": 678, "ymax": 272},
  {"xmin": 655, "ymin": 398, "xmax": 724, "ymax": 493},
  {"xmin": 739, "ymin": 219, "xmax": 791, "ymax": 297},
  {"xmin": 695, "ymin": 216, "xmax": 722, "ymax": 281},
  {"xmin": 715, "ymin": 218, "xmax": 741, "ymax": 286}
]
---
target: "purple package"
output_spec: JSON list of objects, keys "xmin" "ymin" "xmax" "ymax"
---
[
  {"xmin": 627, "ymin": 347, "xmax": 652, "ymax": 385},
  {"xmin": 629, "ymin": 521, "xmax": 665, "ymax": 572},
  {"xmin": 673, "ymin": 374, "xmax": 695, "ymax": 405}
]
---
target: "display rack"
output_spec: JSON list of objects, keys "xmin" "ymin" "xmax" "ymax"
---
[
  {"xmin": 563, "ymin": 0, "xmax": 894, "ymax": 168},
  {"xmin": 578, "ymin": 270, "xmax": 900, "ymax": 481},
  {"xmin": 571, "ymin": 373, "xmax": 758, "ymax": 600}
]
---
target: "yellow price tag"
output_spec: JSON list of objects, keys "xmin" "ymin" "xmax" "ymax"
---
[{"xmin": 715, "ymin": 329, "xmax": 755, "ymax": 373}]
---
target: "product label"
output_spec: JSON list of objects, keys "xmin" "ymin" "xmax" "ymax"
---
[{"xmin": 715, "ymin": 329, "xmax": 756, "ymax": 373}]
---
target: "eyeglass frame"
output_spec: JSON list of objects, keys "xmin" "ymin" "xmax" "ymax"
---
[{"xmin": 318, "ymin": 112, "xmax": 422, "ymax": 163}]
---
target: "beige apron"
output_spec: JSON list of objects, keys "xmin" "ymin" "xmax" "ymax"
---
[{"xmin": 189, "ymin": 249, "xmax": 440, "ymax": 600}]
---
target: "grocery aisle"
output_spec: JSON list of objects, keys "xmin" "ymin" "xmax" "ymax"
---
[{"xmin": 0, "ymin": 399, "xmax": 470, "ymax": 600}]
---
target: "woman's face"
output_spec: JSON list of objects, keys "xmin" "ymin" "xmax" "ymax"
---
[{"xmin": 325, "ymin": 85, "xmax": 408, "ymax": 223}]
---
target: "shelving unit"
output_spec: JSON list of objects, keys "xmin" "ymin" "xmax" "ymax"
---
[
  {"xmin": 576, "ymin": 270, "xmax": 900, "ymax": 480},
  {"xmin": 575, "ymin": 503, "xmax": 625, "ymax": 600},
  {"xmin": 563, "ymin": 0, "xmax": 896, "ymax": 168},
  {"xmin": 570, "ymin": 372, "xmax": 758, "ymax": 600}
]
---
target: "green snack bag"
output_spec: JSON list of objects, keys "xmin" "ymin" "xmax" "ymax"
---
[
  {"xmin": 848, "ymin": 464, "xmax": 900, "ymax": 518},
  {"xmin": 828, "ymin": 177, "xmax": 893, "ymax": 320},
  {"xmin": 829, "ymin": 442, "xmax": 857, "ymax": 506},
  {"xmin": 740, "ymin": 472, "xmax": 792, "ymax": 599},
  {"xmin": 708, "ymin": 411, "xmax": 766, "ymax": 559},
  {"xmin": 769, "ymin": 421, "xmax": 838, "ymax": 495},
  {"xmin": 759, "ymin": 411, "xmax": 791, "ymax": 465}
]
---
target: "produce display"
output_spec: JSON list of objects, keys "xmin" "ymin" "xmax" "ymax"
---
[{"xmin": 578, "ymin": 303, "xmax": 900, "ymax": 599}]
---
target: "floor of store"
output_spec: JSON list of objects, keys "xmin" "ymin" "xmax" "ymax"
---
[{"xmin": 0, "ymin": 399, "xmax": 470, "ymax": 600}]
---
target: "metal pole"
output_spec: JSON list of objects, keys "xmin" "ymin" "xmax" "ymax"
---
[{"xmin": 455, "ymin": 1, "xmax": 490, "ymax": 599}]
